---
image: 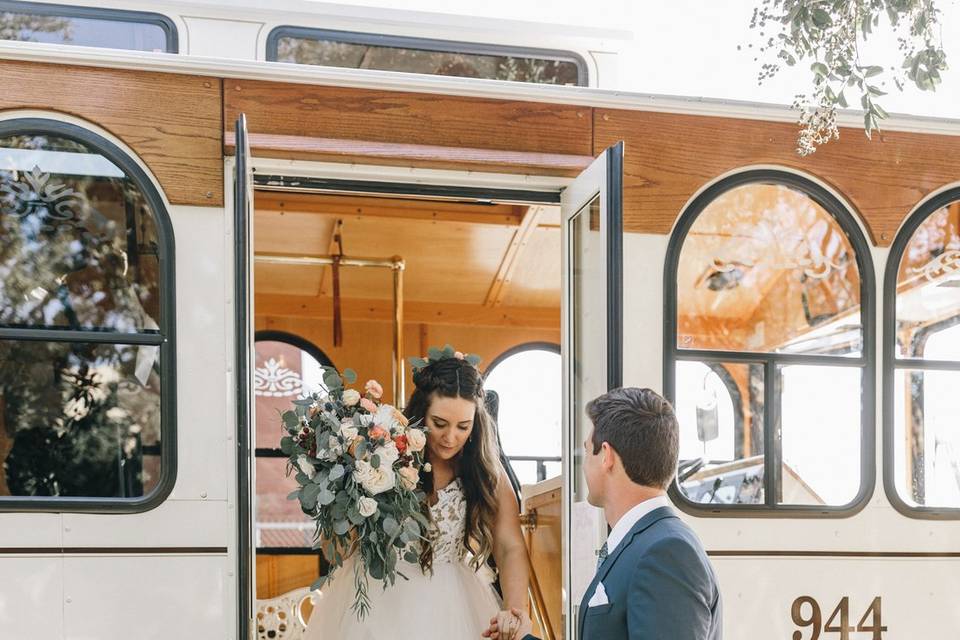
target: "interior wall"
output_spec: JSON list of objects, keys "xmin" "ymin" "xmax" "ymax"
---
[{"xmin": 255, "ymin": 315, "xmax": 560, "ymax": 406}]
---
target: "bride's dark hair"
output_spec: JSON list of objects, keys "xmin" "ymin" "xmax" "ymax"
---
[{"xmin": 404, "ymin": 356, "xmax": 500, "ymax": 573}]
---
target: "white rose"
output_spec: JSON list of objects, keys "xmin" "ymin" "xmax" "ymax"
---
[
  {"xmin": 398, "ymin": 465, "xmax": 419, "ymax": 491},
  {"xmin": 340, "ymin": 425, "xmax": 359, "ymax": 442},
  {"xmin": 374, "ymin": 441, "xmax": 400, "ymax": 467},
  {"xmin": 296, "ymin": 454, "xmax": 316, "ymax": 479},
  {"xmin": 106, "ymin": 407, "xmax": 128, "ymax": 421},
  {"xmin": 406, "ymin": 428, "xmax": 426, "ymax": 453},
  {"xmin": 358, "ymin": 496, "xmax": 378, "ymax": 517},
  {"xmin": 354, "ymin": 459, "xmax": 396, "ymax": 495},
  {"xmin": 342, "ymin": 389, "xmax": 361, "ymax": 406},
  {"xmin": 423, "ymin": 463, "xmax": 432, "ymax": 473}
]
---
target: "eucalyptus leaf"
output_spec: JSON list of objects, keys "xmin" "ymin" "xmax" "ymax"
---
[
  {"xmin": 329, "ymin": 464, "xmax": 346, "ymax": 482},
  {"xmin": 333, "ymin": 519, "xmax": 350, "ymax": 536},
  {"xmin": 383, "ymin": 517, "xmax": 401, "ymax": 538},
  {"xmin": 343, "ymin": 368, "xmax": 358, "ymax": 384}
]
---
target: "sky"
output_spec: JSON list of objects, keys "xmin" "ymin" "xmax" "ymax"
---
[{"xmin": 312, "ymin": 0, "xmax": 960, "ymax": 119}]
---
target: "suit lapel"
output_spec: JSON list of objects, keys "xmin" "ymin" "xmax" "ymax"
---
[{"xmin": 576, "ymin": 506, "xmax": 676, "ymax": 638}]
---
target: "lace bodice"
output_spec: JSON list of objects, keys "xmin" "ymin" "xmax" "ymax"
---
[{"xmin": 428, "ymin": 478, "xmax": 467, "ymax": 563}]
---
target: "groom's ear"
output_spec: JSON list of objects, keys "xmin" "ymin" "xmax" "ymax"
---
[{"xmin": 600, "ymin": 441, "xmax": 618, "ymax": 471}]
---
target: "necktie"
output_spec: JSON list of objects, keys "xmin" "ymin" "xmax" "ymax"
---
[{"xmin": 596, "ymin": 542, "xmax": 609, "ymax": 569}]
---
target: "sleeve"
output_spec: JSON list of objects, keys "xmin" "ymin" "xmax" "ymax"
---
[{"xmin": 626, "ymin": 536, "xmax": 714, "ymax": 640}]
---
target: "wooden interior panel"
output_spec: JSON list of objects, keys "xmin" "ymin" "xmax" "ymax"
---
[
  {"xmin": 594, "ymin": 108, "xmax": 960, "ymax": 245},
  {"xmin": 0, "ymin": 60, "xmax": 223, "ymax": 206},
  {"xmin": 225, "ymin": 80, "xmax": 592, "ymax": 174},
  {"xmin": 256, "ymin": 554, "xmax": 321, "ymax": 600},
  {"xmin": 523, "ymin": 481, "xmax": 562, "ymax": 640}
]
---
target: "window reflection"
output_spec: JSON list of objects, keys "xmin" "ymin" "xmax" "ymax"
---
[
  {"xmin": 0, "ymin": 340, "xmax": 161, "ymax": 498},
  {"xmin": 0, "ymin": 7, "xmax": 172, "ymax": 52},
  {"xmin": 677, "ymin": 183, "xmax": 861, "ymax": 356},
  {"xmin": 676, "ymin": 361, "xmax": 764, "ymax": 505},
  {"xmin": 0, "ymin": 121, "xmax": 172, "ymax": 508},
  {"xmin": 0, "ymin": 135, "xmax": 162, "ymax": 333},
  {"xmin": 273, "ymin": 31, "xmax": 583, "ymax": 86},
  {"xmin": 892, "ymin": 202, "xmax": 960, "ymax": 509}
]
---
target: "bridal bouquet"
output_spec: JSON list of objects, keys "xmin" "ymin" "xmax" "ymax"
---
[{"xmin": 280, "ymin": 367, "xmax": 430, "ymax": 618}]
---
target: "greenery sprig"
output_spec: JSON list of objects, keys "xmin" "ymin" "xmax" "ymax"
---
[{"xmin": 748, "ymin": 0, "xmax": 948, "ymax": 155}]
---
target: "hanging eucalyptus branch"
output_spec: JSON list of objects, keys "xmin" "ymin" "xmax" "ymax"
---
[{"xmin": 749, "ymin": 0, "xmax": 948, "ymax": 155}]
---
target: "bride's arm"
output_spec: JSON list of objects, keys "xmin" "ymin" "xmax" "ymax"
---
[{"xmin": 491, "ymin": 467, "xmax": 530, "ymax": 613}]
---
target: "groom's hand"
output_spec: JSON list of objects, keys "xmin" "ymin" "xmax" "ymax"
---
[{"xmin": 482, "ymin": 608, "xmax": 532, "ymax": 640}]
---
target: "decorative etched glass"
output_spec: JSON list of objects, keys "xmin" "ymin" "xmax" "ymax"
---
[{"xmin": 0, "ymin": 133, "xmax": 163, "ymax": 333}]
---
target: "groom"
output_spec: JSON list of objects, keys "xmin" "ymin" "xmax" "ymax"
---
[{"xmin": 484, "ymin": 387, "xmax": 722, "ymax": 640}]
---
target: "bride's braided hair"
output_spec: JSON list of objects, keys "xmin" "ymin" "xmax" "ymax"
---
[{"xmin": 404, "ymin": 356, "xmax": 500, "ymax": 574}]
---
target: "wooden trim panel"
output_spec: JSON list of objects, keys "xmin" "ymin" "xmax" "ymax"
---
[
  {"xmin": 226, "ymin": 131, "xmax": 593, "ymax": 175},
  {"xmin": 224, "ymin": 80, "xmax": 592, "ymax": 174},
  {"xmin": 0, "ymin": 60, "xmax": 223, "ymax": 207},
  {"xmin": 595, "ymin": 108, "xmax": 960, "ymax": 245}
]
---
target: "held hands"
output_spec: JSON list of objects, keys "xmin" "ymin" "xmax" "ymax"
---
[{"xmin": 482, "ymin": 608, "xmax": 532, "ymax": 640}]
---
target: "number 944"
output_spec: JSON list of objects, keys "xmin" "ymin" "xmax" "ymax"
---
[{"xmin": 791, "ymin": 596, "xmax": 886, "ymax": 640}]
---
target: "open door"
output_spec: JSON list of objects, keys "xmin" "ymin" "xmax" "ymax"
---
[
  {"xmin": 561, "ymin": 142, "xmax": 623, "ymax": 639},
  {"xmin": 233, "ymin": 113, "xmax": 256, "ymax": 640}
]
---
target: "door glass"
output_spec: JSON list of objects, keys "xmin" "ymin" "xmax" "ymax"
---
[{"xmin": 568, "ymin": 195, "xmax": 607, "ymax": 624}]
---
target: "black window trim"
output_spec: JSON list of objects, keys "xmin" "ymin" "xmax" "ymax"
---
[
  {"xmin": 265, "ymin": 25, "xmax": 589, "ymax": 87},
  {"xmin": 883, "ymin": 185, "xmax": 960, "ymax": 519},
  {"xmin": 0, "ymin": 0, "xmax": 179, "ymax": 53},
  {"xmin": 0, "ymin": 117, "xmax": 177, "ymax": 513},
  {"xmin": 253, "ymin": 330, "xmax": 334, "ymax": 552},
  {"xmin": 664, "ymin": 168, "xmax": 876, "ymax": 518}
]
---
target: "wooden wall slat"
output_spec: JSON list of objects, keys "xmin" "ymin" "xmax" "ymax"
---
[
  {"xmin": 0, "ymin": 61, "xmax": 223, "ymax": 207},
  {"xmin": 224, "ymin": 80, "xmax": 592, "ymax": 173},
  {"xmin": 594, "ymin": 108, "xmax": 960, "ymax": 245}
]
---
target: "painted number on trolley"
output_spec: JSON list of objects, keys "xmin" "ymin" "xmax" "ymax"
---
[{"xmin": 791, "ymin": 596, "xmax": 887, "ymax": 640}]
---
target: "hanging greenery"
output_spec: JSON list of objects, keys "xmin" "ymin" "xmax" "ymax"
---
[{"xmin": 749, "ymin": 0, "xmax": 948, "ymax": 155}]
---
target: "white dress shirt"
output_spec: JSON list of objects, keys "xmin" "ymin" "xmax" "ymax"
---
[{"xmin": 605, "ymin": 494, "xmax": 671, "ymax": 557}]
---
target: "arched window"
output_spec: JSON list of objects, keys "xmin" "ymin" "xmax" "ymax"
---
[
  {"xmin": 0, "ymin": 118, "xmax": 175, "ymax": 511},
  {"xmin": 485, "ymin": 343, "xmax": 561, "ymax": 485},
  {"xmin": 665, "ymin": 170, "xmax": 875, "ymax": 514},
  {"xmin": 885, "ymin": 189, "xmax": 960, "ymax": 516},
  {"xmin": 254, "ymin": 331, "xmax": 333, "ymax": 551}
]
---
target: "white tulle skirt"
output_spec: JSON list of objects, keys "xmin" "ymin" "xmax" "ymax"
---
[{"xmin": 303, "ymin": 555, "xmax": 502, "ymax": 640}]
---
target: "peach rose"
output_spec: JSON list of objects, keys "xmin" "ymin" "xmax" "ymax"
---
[
  {"xmin": 364, "ymin": 379, "xmax": 384, "ymax": 400},
  {"xmin": 368, "ymin": 426, "xmax": 389, "ymax": 442},
  {"xmin": 360, "ymin": 398, "xmax": 378, "ymax": 414},
  {"xmin": 398, "ymin": 465, "xmax": 419, "ymax": 491},
  {"xmin": 406, "ymin": 428, "xmax": 426, "ymax": 453}
]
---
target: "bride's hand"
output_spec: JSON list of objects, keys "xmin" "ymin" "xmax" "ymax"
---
[{"xmin": 482, "ymin": 608, "xmax": 530, "ymax": 640}]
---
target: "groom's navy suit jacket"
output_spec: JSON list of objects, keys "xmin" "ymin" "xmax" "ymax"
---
[{"xmin": 526, "ymin": 506, "xmax": 722, "ymax": 640}]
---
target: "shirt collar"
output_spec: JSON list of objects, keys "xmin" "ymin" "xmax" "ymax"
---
[{"xmin": 605, "ymin": 495, "xmax": 671, "ymax": 555}]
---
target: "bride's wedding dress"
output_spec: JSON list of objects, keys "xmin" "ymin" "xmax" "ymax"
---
[{"xmin": 303, "ymin": 478, "xmax": 502, "ymax": 639}]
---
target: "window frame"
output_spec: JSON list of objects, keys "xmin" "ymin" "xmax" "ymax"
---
[
  {"xmin": 0, "ymin": 117, "xmax": 177, "ymax": 513},
  {"xmin": 883, "ymin": 185, "xmax": 960, "ymax": 519},
  {"xmin": 253, "ymin": 330, "xmax": 334, "ymax": 554},
  {"xmin": 664, "ymin": 169, "xmax": 876, "ymax": 518},
  {"xmin": 265, "ymin": 26, "xmax": 588, "ymax": 87},
  {"xmin": 0, "ymin": 0, "xmax": 178, "ymax": 53}
]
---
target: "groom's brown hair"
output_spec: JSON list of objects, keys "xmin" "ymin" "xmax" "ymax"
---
[{"xmin": 586, "ymin": 387, "xmax": 679, "ymax": 489}]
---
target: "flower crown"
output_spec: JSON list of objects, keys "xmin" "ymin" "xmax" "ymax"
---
[{"xmin": 408, "ymin": 344, "xmax": 482, "ymax": 373}]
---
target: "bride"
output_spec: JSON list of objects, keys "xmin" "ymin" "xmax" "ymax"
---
[{"xmin": 304, "ymin": 352, "xmax": 530, "ymax": 639}]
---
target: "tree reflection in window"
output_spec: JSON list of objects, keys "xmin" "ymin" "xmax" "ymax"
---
[
  {"xmin": 270, "ymin": 29, "xmax": 585, "ymax": 86},
  {"xmin": 891, "ymin": 200, "xmax": 960, "ymax": 510},
  {"xmin": 668, "ymin": 174, "xmax": 873, "ymax": 512},
  {"xmin": 0, "ymin": 124, "xmax": 170, "ymax": 503}
]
